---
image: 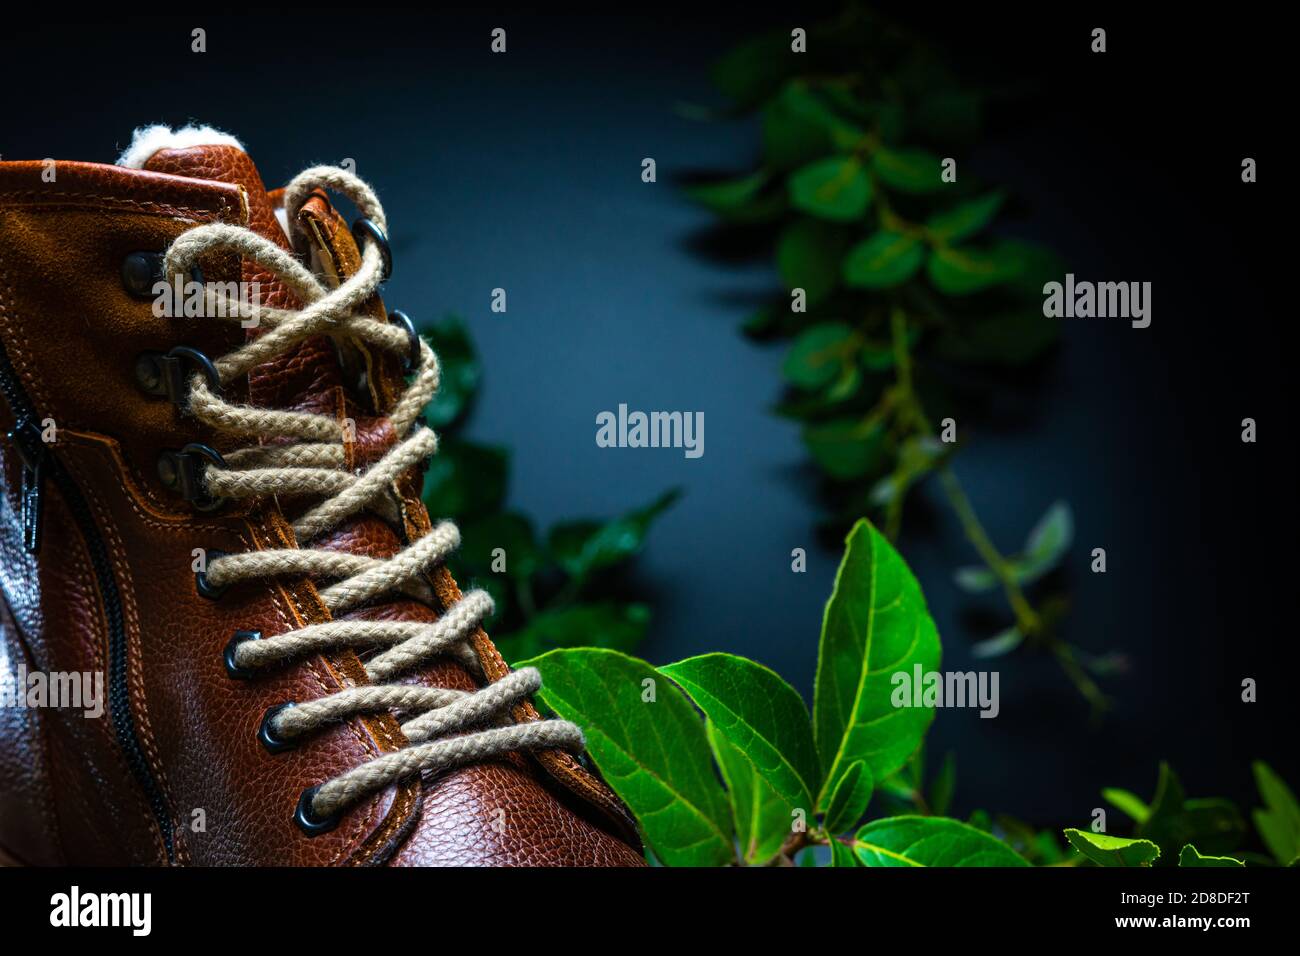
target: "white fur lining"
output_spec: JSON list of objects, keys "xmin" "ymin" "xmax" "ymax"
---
[{"xmin": 116, "ymin": 124, "xmax": 245, "ymax": 169}]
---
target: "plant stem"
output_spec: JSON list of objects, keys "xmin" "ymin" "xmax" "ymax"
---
[{"xmin": 885, "ymin": 307, "xmax": 1109, "ymax": 714}]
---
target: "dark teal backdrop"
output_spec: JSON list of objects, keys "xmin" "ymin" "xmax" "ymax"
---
[{"xmin": 2, "ymin": 7, "xmax": 1291, "ymax": 827}]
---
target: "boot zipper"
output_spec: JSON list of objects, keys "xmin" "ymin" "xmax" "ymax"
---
[
  {"xmin": 0, "ymin": 339, "xmax": 176, "ymax": 863},
  {"xmin": 6, "ymin": 416, "xmax": 47, "ymax": 553}
]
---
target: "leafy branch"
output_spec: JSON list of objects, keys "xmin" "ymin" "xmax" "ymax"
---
[
  {"xmin": 681, "ymin": 6, "xmax": 1119, "ymax": 709},
  {"xmin": 520, "ymin": 519, "xmax": 1298, "ymax": 868}
]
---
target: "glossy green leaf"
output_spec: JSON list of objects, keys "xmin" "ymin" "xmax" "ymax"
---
[
  {"xmin": 493, "ymin": 602, "xmax": 649, "ymax": 663},
  {"xmin": 843, "ymin": 231, "xmax": 925, "ymax": 289},
  {"xmin": 547, "ymin": 489, "xmax": 680, "ymax": 581},
  {"xmin": 925, "ymin": 191, "xmax": 1005, "ymax": 242},
  {"xmin": 661, "ymin": 653, "xmax": 818, "ymax": 816},
  {"xmin": 423, "ymin": 439, "xmax": 507, "ymax": 521},
  {"xmin": 517, "ymin": 648, "xmax": 733, "ymax": 867},
  {"xmin": 1064, "ymin": 829, "xmax": 1160, "ymax": 867},
  {"xmin": 830, "ymin": 839, "xmax": 860, "ymax": 867},
  {"xmin": 824, "ymin": 760, "xmax": 874, "ymax": 835},
  {"xmin": 1179, "ymin": 845, "xmax": 1245, "ymax": 867},
  {"xmin": 927, "ymin": 242, "xmax": 1025, "ymax": 295},
  {"xmin": 777, "ymin": 219, "xmax": 849, "ymax": 306},
  {"xmin": 782, "ymin": 322, "xmax": 856, "ymax": 390},
  {"xmin": 871, "ymin": 147, "xmax": 944, "ymax": 193},
  {"xmin": 814, "ymin": 520, "xmax": 942, "ymax": 803},
  {"xmin": 421, "ymin": 316, "xmax": 480, "ymax": 428},
  {"xmin": 1103, "ymin": 787, "xmax": 1152, "ymax": 824},
  {"xmin": 789, "ymin": 156, "xmax": 872, "ymax": 221},
  {"xmin": 802, "ymin": 418, "xmax": 887, "ymax": 481},
  {"xmin": 1251, "ymin": 760, "xmax": 1300, "ymax": 864},
  {"xmin": 854, "ymin": 816, "xmax": 1029, "ymax": 866},
  {"xmin": 707, "ymin": 721, "xmax": 791, "ymax": 865}
]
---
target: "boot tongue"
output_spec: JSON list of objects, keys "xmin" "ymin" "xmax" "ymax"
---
[{"xmin": 142, "ymin": 142, "xmax": 344, "ymax": 414}]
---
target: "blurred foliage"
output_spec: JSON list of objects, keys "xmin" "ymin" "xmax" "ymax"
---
[
  {"xmin": 683, "ymin": 5, "xmax": 1117, "ymax": 710},
  {"xmin": 418, "ymin": 316, "xmax": 677, "ymax": 662}
]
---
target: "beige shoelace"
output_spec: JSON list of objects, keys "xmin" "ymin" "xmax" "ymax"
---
[{"xmin": 162, "ymin": 166, "xmax": 583, "ymax": 825}]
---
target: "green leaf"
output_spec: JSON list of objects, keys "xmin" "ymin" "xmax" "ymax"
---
[
  {"xmin": 1019, "ymin": 500, "xmax": 1074, "ymax": 583},
  {"xmin": 493, "ymin": 602, "xmax": 649, "ymax": 663},
  {"xmin": 824, "ymin": 760, "xmax": 874, "ymax": 835},
  {"xmin": 969, "ymin": 626, "xmax": 1024, "ymax": 660},
  {"xmin": 682, "ymin": 171, "xmax": 786, "ymax": 224},
  {"xmin": 789, "ymin": 156, "xmax": 872, "ymax": 221},
  {"xmin": 660, "ymin": 653, "xmax": 819, "ymax": 815},
  {"xmin": 712, "ymin": 31, "xmax": 798, "ymax": 109},
  {"xmin": 421, "ymin": 316, "xmax": 480, "ymax": 428},
  {"xmin": 1179, "ymin": 845, "xmax": 1245, "ymax": 867},
  {"xmin": 782, "ymin": 322, "xmax": 856, "ymax": 390},
  {"xmin": 1251, "ymin": 760, "xmax": 1300, "ymax": 864},
  {"xmin": 547, "ymin": 489, "xmax": 679, "ymax": 581},
  {"xmin": 927, "ymin": 242, "xmax": 1025, "ymax": 296},
  {"xmin": 843, "ymin": 231, "xmax": 925, "ymax": 289},
  {"xmin": 777, "ymin": 219, "xmax": 849, "ymax": 306},
  {"xmin": 1138, "ymin": 763, "xmax": 1246, "ymax": 861},
  {"xmin": 934, "ymin": 306, "xmax": 1059, "ymax": 367},
  {"xmin": 929, "ymin": 752, "xmax": 956, "ymax": 817},
  {"xmin": 1103, "ymin": 787, "xmax": 1152, "ymax": 825},
  {"xmin": 707, "ymin": 721, "xmax": 791, "ymax": 865},
  {"xmin": 854, "ymin": 816, "xmax": 1029, "ymax": 866},
  {"xmin": 871, "ymin": 147, "xmax": 944, "ymax": 194},
  {"xmin": 422, "ymin": 439, "xmax": 507, "ymax": 521},
  {"xmin": 802, "ymin": 418, "xmax": 887, "ymax": 481},
  {"xmin": 814, "ymin": 520, "xmax": 942, "ymax": 804},
  {"xmin": 925, "ymin": 191, "xmax": 1005, "ymax": 242},
  {"xmin": 763, "ymin": 83, "xmax": 863, "ymax": 171},
  {"xmin": 830, "ymin": 839, "xmax": 861, "ymax": 867},
  {"xmin": 517, "ymin": 648, "xmax": 733, "ymax": 867},
  {"xmin": 453, "ymin": 511, "xmax": 539, "ymax": 580},
  {"xmin": 868, "ymin": 435, "xmax": 944, "ymax": 507},
  {"xmin": 954, "ymin": 501, "xmax": 1074, "ymax": 593},
  {"xmin": 1063, "ymin": 829, "xmax": 1161, "ymax": 867}
]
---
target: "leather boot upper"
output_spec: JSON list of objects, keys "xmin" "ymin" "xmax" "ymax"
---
[{"xmin": 0, "ymin": 140, "xmax": 643, "ymax": 866}]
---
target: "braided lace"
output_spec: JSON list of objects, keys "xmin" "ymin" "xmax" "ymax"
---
[{"xmin": 162, "ymin": 166, "xmax": 583, "ymax": 824}]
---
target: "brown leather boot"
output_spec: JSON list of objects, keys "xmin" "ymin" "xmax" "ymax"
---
[{"xmin": 0, "ymin": 128, "xmax": 643, "ymax": 866}]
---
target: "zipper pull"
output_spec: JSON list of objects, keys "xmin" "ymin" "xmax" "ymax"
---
[{"xmin": 7, "ymin": 416, "xmax": 48, "ymax": 554}]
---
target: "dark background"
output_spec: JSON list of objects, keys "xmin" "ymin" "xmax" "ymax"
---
[{"xmin": 2, "ymin": 5, "xmax": 1292, "ymax": 828}]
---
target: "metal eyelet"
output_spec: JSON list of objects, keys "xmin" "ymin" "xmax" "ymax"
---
[
  {"xmin": 135, "ymin": 346, "xmax": 222, "ymax": 407},
  {"xmin": 223, "ymin": 630, "xmax": 262, "ymax": 680},
  {"xmin": 258, "ymin": 702, "xmax": 298, "ymax": 754},
  {"xmin": 159, "ymin": 442, "xmax": 227, "ymax": 512},
  {"xmin": 121, "ymin": 252, "xmax": 204, "ymax": 299},
  {"xmin": 167, "ymin": 346, "xmax": 221, "ymax": 407},
  {"xmin": 194, "ymin": 548, "xmax": 230, "ymax": 600},
  {"xmin": 295, "ymin": 785, "xmax": 342, "ymax": 836},
  {"xmin": 387, "ymin": 310, "xmax": 421, "ymax": 373},
  {"xmin": 350, "ymin": 217, "xmax": 392, "ymax": 281}
]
